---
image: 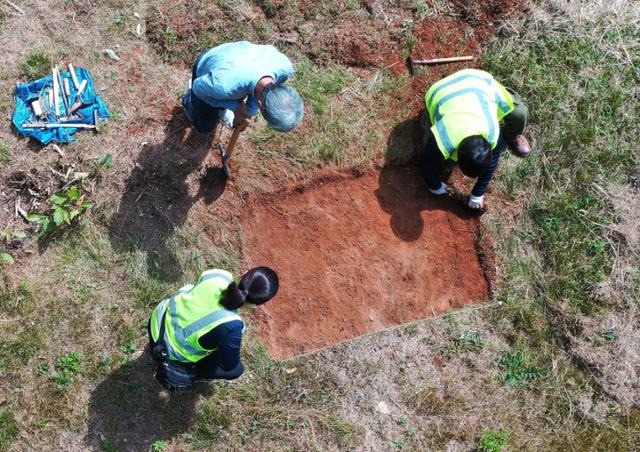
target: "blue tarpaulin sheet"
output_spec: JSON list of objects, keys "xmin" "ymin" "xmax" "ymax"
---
[{"xmin": 12, "ymin": 67, "xmax": 109, "ymax": 145}]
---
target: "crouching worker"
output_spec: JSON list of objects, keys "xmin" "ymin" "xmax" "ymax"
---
[
  {"xmin": 148, "ymin": 267, "xmax": 279, "ymax": 391},
  {"xmin": 420, "ymin": 69, "xmax": 531, "ymax": 209},
  {"xmin": 182, "ymin": 40, "xmax": 304, "ymax": 134}
]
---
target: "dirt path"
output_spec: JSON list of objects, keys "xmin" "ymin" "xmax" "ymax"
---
[{"xmin": 242, "ymin": 167, "xmax": 489, "ymax": 358}]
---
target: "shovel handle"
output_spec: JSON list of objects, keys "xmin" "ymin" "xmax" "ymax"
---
[{"xmin": 223, "ymin": 119, "xmax": 249, "ymax": 161}]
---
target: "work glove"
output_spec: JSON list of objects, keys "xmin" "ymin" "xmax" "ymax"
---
[
  {"xmin": 429, "ymin": 182, "xmax": 448, "ymax": 195},
  {"xmin": 219, "ymin": 109, "xmax": 235, "ymax": 129},
  {"xmin": 467, "ymin": 194, "xmax": 485, "ymax": 209}
]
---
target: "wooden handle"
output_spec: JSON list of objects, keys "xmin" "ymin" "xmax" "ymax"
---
[
  {"xmin": 412, "ymin": 56, "xmax": 474, "ymax": 65},
  {"xmin": 68, "ymin": 63, "xmax": 80, "ymax": 90},
  {"xmin": 223, "ymin": 119, "xmax": 249, "ymax": 160}
]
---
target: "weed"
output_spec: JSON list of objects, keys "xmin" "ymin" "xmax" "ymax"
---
[
  {"xmin": 445, "ymin": 330, "xmax": 485, "ymax": 354},
  {"xmin": 0, "ymin": 143, "xmax": 9, "ymax": 162},
  {"xmin": 57, "ymin": 352, "xmax": 81, "ymax": 374},
  {"xmin": 401, "ymin": 323, "xmax": 419, "ymax": 336},
  {"xmin": 51, "ymin": 352, "xmax": 82, "ymax": 391},
  {"xmin": 152, "ymin": 439, "xmax": 166, "ymax": 451},
  {"xmin": 497, "ymin": 350, "xmax": 540, "ymax": 389},
  {"xmin": 19, "ymin": 51, "xmax": 52, "ymax": 80},
  {"xmin": 0, "ymin": 253, "xmax": 13, "ymax": 265},
  {"xmin": 0, "ymin": 410, "xmax": 19, "ymax": 451},
  {"xmin": 27, "ymin": 185, "xmax": 92, "ymax": 238},
  {"xmin": 320, "ymin": 415, "xmax": 359, "ymax": 448},
  {"xmin": 119, "ymin": 342, "xmax": 136, "ymax": 354},
  {"xmin": 476, "ymin": 429, "xmax": 509, "ymax": 452},
  {"xmin": 101, "ymin": 436, "xmax": 120, "ymax": 452}
]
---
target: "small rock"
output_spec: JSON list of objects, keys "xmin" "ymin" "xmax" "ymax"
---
[
  {"xmin": 103, "ymin": 49, "xmax": 120, "ymax": 61},
  {"xmin": 133, "ymin": 12, "xmax": 140, "ymax": 19},
  {"xmin": 375, "ymin": 401, "xmax": 391, "ymax": 415},
  {"xmin": 285, "ymin": 367, "xmax": 297, "ymax": 374}
]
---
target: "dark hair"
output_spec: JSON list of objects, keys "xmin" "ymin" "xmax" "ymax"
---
[
  {"xmin": 220, "ymin": 267, "xmax": 279, "ymax": 309},
  {"xmin": 458, "ymin": 135, "xmax": 492, "ymax": 178}
]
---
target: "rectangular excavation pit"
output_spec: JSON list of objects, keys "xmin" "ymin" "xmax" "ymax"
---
[{"xmin": 242, "ymin": 167, "xmax": 491, "ymax": 359}]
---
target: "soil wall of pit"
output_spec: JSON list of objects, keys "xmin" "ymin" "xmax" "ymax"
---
[{"xmin": 242, "ymin": 167, "xmax": 491, "ymax": 359}]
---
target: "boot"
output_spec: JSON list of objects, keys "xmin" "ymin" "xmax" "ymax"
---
[{"xmin": 507, "ymin": 135, "xmax": 531, "ymax": 158}]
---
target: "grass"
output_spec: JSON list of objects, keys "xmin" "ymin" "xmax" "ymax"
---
[
  {"xmin": 18, "ymin": 51, "xmax": 52, "ymax": 81},
  {"xmin": 476, "ymin": 429, "xmax": 510, "ymax": 452},
  {"xmin": 0, "ymin": 410, "xmax": 18, "ymax": 451}
]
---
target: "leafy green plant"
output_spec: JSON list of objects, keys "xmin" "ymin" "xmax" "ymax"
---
[
  {"xmin": 476, "ymin": 429, "xmax": 509, "ymax": 452},
  {"xmin": 497, "ymin": 350, "xmax": 540, "ymax": 389},
  {"xmin": 119, "ymin": 342, "xmax": 136, "ymax": 354},
  {"xmin": 19, "ymin": 51, "xmax": 52, "ymax": 80},
  {"xmin": 0, "ymin": 253, "xmax": 13, "ymax": 265},
  {"xmin": 57, "ymin": 351, "xmax": 81, "ymax": 374},
  {"xmin": 51, "ymin": 352, "xmax": 82, "ymax": 391},
  {"xmin": 27, "ymin": 185, "xmax": 92, "ymax": 237},
  {"xmin": 152, "ymin": 439, "xmax": 166, "ymax": 451},
  {"xmin": 0, "ymin": 230, "xmax": 26, "ymax": 242}
]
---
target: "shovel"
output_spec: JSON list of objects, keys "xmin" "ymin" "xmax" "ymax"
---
[{"xmin": 215, "ymin": 119, "xmax": 249, "ymax": 177}]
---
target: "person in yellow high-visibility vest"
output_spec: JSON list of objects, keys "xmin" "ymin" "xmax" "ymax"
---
[
  {"xmin": 420, "ymin": 69, "xmax": 531, "ymax": 209},
  {"xmin": 148, "ymin": 267, "xmax": 279, "ymax": 390}
]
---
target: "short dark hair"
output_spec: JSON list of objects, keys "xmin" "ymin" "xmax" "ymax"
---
[
  {"xmin": 458, "ymin": 136, "xmax": 492, "ymax": 178},
  {"xmin": 220, "ymin": 267, "xmax": 279, "ymax": 309}
]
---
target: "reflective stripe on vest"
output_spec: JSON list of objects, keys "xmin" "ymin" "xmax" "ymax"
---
[
  {"xmin": 151, "ymin": 270, "xmax": 241, "ymax": 363},
  {"xmin": 424, "ymin": 69, "xmax": 514, "ymax": 159}
]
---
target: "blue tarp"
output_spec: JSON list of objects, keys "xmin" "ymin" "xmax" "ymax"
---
[{"xmin": 12, "ymin": 67, "xmax": 109, "ymax": 145}]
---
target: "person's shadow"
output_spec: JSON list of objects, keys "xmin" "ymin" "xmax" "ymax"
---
[
  {"xmin": 85, "ymin": 351, "xmax": 213, "ymax": 451},
  {"xmin": 374, "ymin": 111, "xmax": 474, "ymax": 242},
  {"xmin": 108, "ymin": 106, "xmax": 227, "ymax": 282}
]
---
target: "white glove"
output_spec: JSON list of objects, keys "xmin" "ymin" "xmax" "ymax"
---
[
  {"xmin": 429, "ymin": 182, "xmax": 448, "ymax": 195},
  {"xmin": 219, "ymin": 109, "xmax": 235, "ymax": 129},
  {"xmin": 468, "ymin": 194, "xmax": 485, "ymax": 209}
]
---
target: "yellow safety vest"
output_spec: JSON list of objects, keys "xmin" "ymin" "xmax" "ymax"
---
[
  {"xmin": 424, "ymin": 69, "xmax": 514, "ymax": 160},
  {"xmin": 150, "ymin": 269, "xmax": 242, "ymax": 363}
]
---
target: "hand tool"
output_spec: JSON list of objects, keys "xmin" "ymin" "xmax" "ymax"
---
[
  {"xmin": 68, "ymin": 63, "xmax": 80, "ymax": 90},
  {"xmin": 54, "ymin": 68, "xmax": 70, "ymax": 114},
  {"xmin": 22, "ymin": 122, "xmax": 96, "ymax": 129},
  {"xmin": 215, "ymin": 119, "xmax": 249, "ymax": 177}
]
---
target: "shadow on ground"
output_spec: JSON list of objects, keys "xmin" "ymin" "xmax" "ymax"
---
[
  {"xmin": 375, "ymin": 111, "xmax": 475, "ymax": 242},
  {"xmin": 108, "ymin": 106, "xmax": 227, "ymax": 282},
  {"xmin": 85, "ymin": 351, "xmax": 212, "ymax": 451}
]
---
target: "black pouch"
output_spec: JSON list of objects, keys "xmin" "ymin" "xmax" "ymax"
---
[{"xmin": 153, "ymin": 310, "xmax": 197, "ymax": 391}]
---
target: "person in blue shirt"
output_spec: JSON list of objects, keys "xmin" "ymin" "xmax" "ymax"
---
[{"xmin": 182, "ymin": 41, "xmax": 304, "ymax": 134}]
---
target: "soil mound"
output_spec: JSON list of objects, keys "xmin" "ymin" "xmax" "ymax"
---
[{"xmin": 242, "ymin": 167, "xmax": 490, "ymax": 359}]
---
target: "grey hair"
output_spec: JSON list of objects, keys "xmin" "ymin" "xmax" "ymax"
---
[{"xmin": 262, "ymin": 84, "xmax": 304, "ymax": 132}]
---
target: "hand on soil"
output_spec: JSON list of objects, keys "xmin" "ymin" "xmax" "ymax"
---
[{"xmin": 233, "ymin": 102, "xmax": 250, "ymax": 128}]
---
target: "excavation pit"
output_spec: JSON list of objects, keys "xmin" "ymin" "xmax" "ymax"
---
[{"xmin": 242, "ymin": 167, "xmax": 492, "ymax": 359}]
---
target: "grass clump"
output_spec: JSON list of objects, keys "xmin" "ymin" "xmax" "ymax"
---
[
  {"xmin": 51, "ymin": 351, "xmax": 82, "ymax": 392},
  {"xmin": 0, "ymin": 410, "xmax": 19, "ymax": 451},
  {"xmin": 496, "ymin": 349, "xmax": 540, "ymax": 389},
  {"xmin": 476, "ymin": 429, "xmax": 509, "ymax": 452},
  {"xmin": 19, "ymin": 51, "xmax": 52, "ymax": 80}
]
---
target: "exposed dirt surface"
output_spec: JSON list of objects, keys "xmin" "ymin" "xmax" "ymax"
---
[{"xmin": 242, "ymin": 167, "xmax": 490, "ymax": 358}]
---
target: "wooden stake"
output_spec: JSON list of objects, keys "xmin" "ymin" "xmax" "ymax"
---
[{"xmin": 412, "ymin": 56, "xmax": 474, "ymax": 65}]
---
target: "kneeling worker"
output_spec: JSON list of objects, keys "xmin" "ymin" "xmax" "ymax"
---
[
  {"xmin": 148, "ymin": 267, "xmax": 279, "ymax": 390},
  {"xmin": 421, "ymin": 68, "xmax": 531, "ymax": 209},
  {"xmin": 182, "ymin": 40, "xmax": 304, "ymax": 134}
]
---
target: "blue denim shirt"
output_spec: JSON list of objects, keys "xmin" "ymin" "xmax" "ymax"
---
[{"xmin": 192, "ymin": 41, "xmax": 293, "ymax": 116}]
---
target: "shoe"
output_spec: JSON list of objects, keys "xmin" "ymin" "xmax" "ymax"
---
[
  {"xmin": 182, "ymin": 79, "xmax": 194, "ymax": 123},
  {"xmin": 507, "ymin": 135, "xmax": 531, "ymax": 158}
]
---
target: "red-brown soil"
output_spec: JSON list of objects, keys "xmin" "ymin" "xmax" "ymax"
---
[{"xmin": 242, "ymin": 167, "xmax": 490, "ymax": 359}]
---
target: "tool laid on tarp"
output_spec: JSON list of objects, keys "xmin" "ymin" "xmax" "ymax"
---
[{"xmin": 12, "ymin": 64, "xmax": 109, "ymax": 145}]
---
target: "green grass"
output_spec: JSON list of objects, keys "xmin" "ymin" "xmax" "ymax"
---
[
  {"xmin": 496, "ymin": 349, "xmax": 540, "ymax": 389},
  {"xmin": 0, "ymin": 410, "xmax": 19, "ymax": 452},
  {"xmin": 19, "ymin": 51, "xmax": 52, "ymax": 81},
  {"xmin": 0, "ymin": 144, "xmax": 9, "ymax": 162},
  {"xmin": 476, "ymin": 429, "xmax": 510, "ymax": 452}
]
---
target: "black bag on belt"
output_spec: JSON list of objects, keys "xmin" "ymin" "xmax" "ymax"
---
[{"xmin": 153, "ymin": 311, "xmax": 197, "ymax": 391}]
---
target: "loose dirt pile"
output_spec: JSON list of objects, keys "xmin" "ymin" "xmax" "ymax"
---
[{"xmin": 242, "ymin": 167, "xmax": 490, "ymax": 359}]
